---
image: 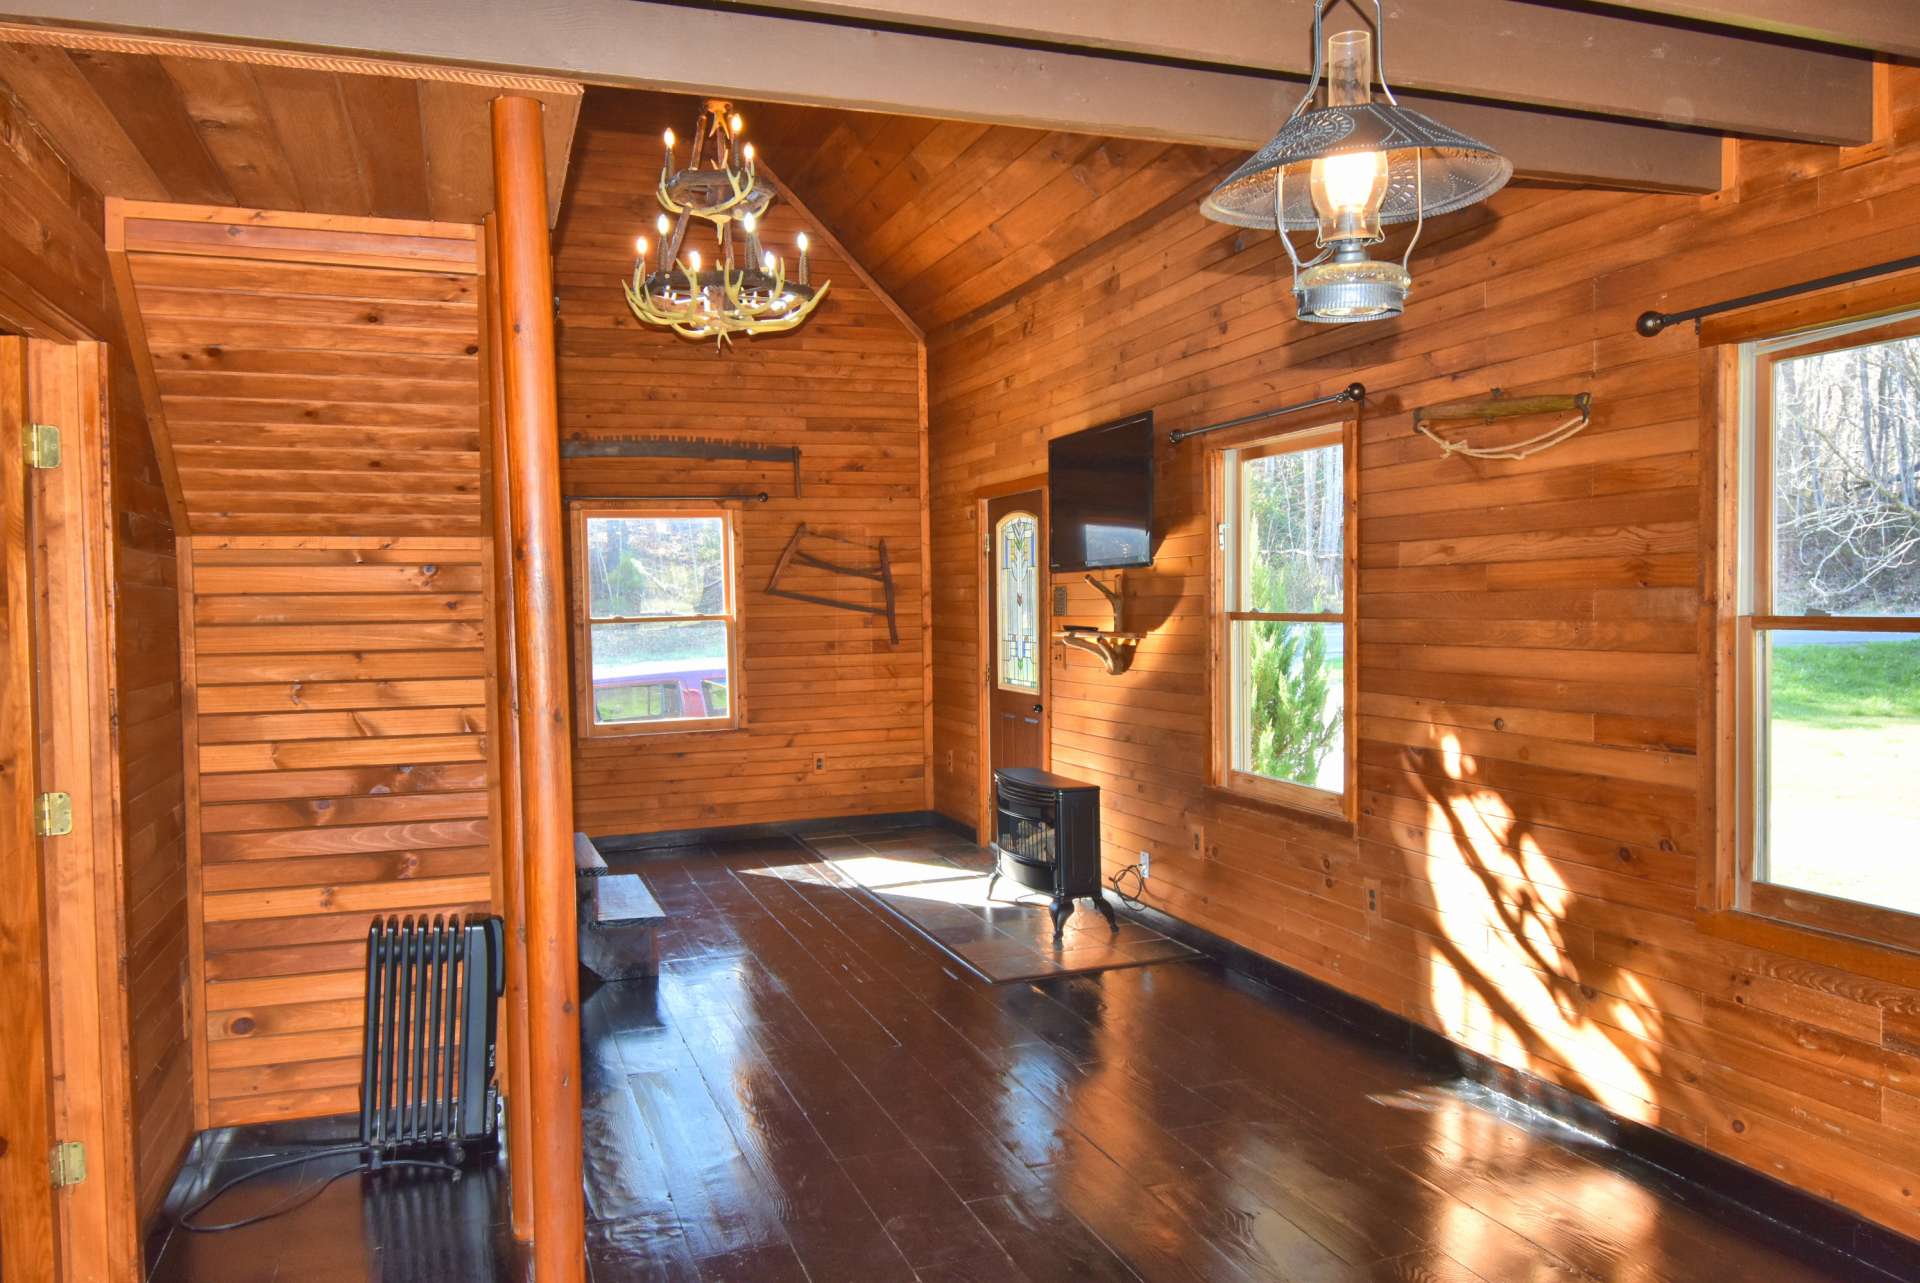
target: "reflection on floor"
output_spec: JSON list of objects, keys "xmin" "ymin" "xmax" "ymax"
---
[
  {"xmin": 146, "ymin": 1114, "xmax": 528, "ymax": 1281},
  {"xmin": 782, "ymin": 828, "xmax": 1195, "ymax": 981},
  {"xmin": 582, "ymin": 827, "xmax": 1876, "ymax": 1283},
  {"xmin": 149, "ymin": 823, "xmax": 1888, "ymax": 1282}
]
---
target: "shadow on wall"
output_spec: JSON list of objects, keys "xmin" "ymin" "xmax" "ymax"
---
[{"xmin": 1400, "ymin": 732, "xmax": 1666, "ymax": 1123}]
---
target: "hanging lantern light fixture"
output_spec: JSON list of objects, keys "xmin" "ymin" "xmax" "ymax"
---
[
  {"xmin": 1201, "ymin": 0, "xmax": 1511, "ymax": 323},
  {"xmin": 624, "ymin": 99, "xmax": 829, "ymax": 348}
]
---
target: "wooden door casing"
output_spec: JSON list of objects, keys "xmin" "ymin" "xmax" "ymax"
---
[{"xmin": 0, "ymin": 336, "xmax": 61, "ymax": 1283}]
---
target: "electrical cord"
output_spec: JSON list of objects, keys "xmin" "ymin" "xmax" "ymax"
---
[
  {"xmin": 175, "ymin": 1143, "xmax": 462, "ymax": 1233},
  {"xmin": 1109, "ymin": 863, "xmax": 1146, "ymax": 910}
]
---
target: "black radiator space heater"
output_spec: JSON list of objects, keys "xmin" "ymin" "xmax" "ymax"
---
[{"xmin": 359, "ymin": 914, "xmax": 504, "ymax": 1165}]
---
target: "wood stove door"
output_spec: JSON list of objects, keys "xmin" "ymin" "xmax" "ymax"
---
[{"xmin": 985, "ymin": 491, "xmax": 1046, "ymax": 780}]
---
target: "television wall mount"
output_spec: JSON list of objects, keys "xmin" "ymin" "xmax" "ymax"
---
[
  {"xmin": 559, "ymin": 434, "xmax": 803, "ymax": 496},
  {"xmin": 766, "ymin": 523, "xmax": 899, "ymax": 645},
  {"xmin": 1053, "ymin": 571, "xmax": 1142, "ymax": 675}
]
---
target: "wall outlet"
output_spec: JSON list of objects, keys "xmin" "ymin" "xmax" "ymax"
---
[
  {"xmin": 813, "ymin": 754, "xmax": 827, "ymax": 772},
  {"xmin": 1138, "ymin": 850, "xmax": 1151, "ymax": 880}
]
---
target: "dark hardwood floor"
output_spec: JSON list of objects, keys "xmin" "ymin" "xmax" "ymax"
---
[{"xmin": 151, "ymin": 825, "xmax": 1890, "ymax": 1282}]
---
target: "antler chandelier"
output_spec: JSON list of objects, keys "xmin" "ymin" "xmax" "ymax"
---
[{"xmin": 624, "ymin": 99, "xmax": 829, "ymax": 348}]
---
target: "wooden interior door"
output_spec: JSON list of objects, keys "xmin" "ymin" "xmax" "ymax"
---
[
  {"xmin": 1, "ymin": 336, "xmax": 60, "ymax": 1283},
  {"xmin": 985, "ymin": 490, "xmax": 1046, "ymax": 784}
]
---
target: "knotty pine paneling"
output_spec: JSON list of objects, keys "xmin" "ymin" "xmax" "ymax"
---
[
  {"xmin": 553, "ymin": 95, "xmax": 929, "ymax": 837},
  {"xmin": 113, "ymin": 203, "xmax": 485, "ymax": 536},
  {"xmin": 182, "ymin": 536, "xmax": 494, "ymax": 1126},
  {"xmin": 113, "ymin": 361, "xmax": 190, "ymax": 1224},
  {"xmin": 0, "ymin": 35, "xmax": 579, "ymax": 223},
  {"xmin": 930, "ymin": 69, "xmax": 1920, "ymax": 1236},
  {"xmin": 745, "ymin": 97, "xmax": 1240, "ymax": 333}
]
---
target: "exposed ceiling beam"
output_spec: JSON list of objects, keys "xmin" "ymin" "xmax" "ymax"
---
[
  {"xmin": 1575, "ymin": 1, "xmax": 1920, "ymax": 61},
  {"xmin": 720, "ymin": 0, "xmax": 1871, "ymax": 145},
  {"xmin": 0, "ymin": 1, "xmax": 1725, "ymax": 192}
]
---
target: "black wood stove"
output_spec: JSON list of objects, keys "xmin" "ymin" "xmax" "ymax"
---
[{"xmin": 989, "ymin": 767, "xmax": 1117, "ymax": 940}]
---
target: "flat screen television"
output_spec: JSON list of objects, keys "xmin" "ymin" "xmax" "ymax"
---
[{"xmin": 1049, "ymin": 411, "xmax": 1155, "ymax": 571}]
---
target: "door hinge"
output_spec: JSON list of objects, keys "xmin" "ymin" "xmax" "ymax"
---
[
  {"xmin": 50, "ymin": 1141, "xmax": 85, "ymax": 1188},
  {"xmin": 35, "ymin": 792, "xmax": 73, "ymax": 837},
  {"xmin": 1217, "ymin": 522, "xmax": 1227, "ymax": 550},
  {"xmin": 25, "ymin": 423, "xmax": 60, "ymax": 469}
]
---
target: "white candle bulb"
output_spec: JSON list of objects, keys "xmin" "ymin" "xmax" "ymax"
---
[
  {"xmin": 635, "ymin": 236, "xmax": 648, "ymax": 257},
  {"xmin": 687, "ymin": 249, "xmax": 701, "ymax": 272},
  {"xmin": 743, "ymin": 142, "xmax": 755, "ymax": 164},
  {"xmin": 763, "ymin": 252, "xmax": 776, "ymax": 272},
  {"xmin": 742, "ymin": 212, "xmax": 757, "ymax": 234},
  {"xmin": 796, "ymin": 232, "xmax": 809, "ymax": 253},
  {"xmin": 729, "ymin": 112, "xmax": 743, "ymax": 134},
  {"xmin": 663, "ymin": 128, "xmax": 676, "ymax": 149},
  {"xmin": 656, "ymin": 213, "xmax": 670, "ymax": 236}
]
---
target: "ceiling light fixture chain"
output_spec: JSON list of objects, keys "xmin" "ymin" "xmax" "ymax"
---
[{"xmin": 624, "ymin": 99, "xmax": 830, "ymax": 349}]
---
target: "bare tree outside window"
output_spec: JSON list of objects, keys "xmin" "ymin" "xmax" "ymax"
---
[{"xmin": 1770, "ymin": 333, "xmax": 1920, "ymax": 615}]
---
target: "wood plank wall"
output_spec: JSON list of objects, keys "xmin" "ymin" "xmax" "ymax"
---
[
  {"xmin": 0, "ymin": 76, "xmax": 193, "ymax": 1231},
  {"xmin": 114, "ymin": 350, "xmax": 191, "ymax": 1220},
  {"xmin": 105, "ymin": 204, "xmax": 497, "ymax": 1127},
  {"xmin": 929, "ymin": 69, "xmax": 1920, "ymax": 1237},
  {"xmin": 553, "ymin": 95, "xmax": 929, "ymax": 837},
  {"xmin": 113, "ymin": 203, "xmax": 485, "ymax": 536},
  {"xmin": 181, "ymin": 535, "xmax": 495, "ymax": 1126}
]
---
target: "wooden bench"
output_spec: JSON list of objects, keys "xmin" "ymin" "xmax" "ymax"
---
[{"xmin": 574, "ymin": 832, "xmax": 665, "ymax": 981}]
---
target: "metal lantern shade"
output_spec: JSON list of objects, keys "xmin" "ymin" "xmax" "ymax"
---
[
  {"xmin": 1201, "ymin": 0, "xmax": 1513, "ymax": 324},
  {"xmin": 1200, "ymin": 102, "xmax": 1512, "ymax": 232}
]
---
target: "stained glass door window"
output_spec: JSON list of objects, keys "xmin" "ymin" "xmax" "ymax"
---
[{"xmin": 996, "ymin": 511, "xmax": 1040, "ymax": 692}]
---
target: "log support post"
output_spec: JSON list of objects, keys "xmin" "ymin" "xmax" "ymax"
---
[
  {"xmin": 483, "ymin": 215, "xmax": 536, "ymax": 1241},
  {"xmin": 491, "ymin": 93, "xmax": 584, "ymax": 1282}
]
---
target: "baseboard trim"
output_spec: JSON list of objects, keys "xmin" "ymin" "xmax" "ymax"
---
[
  {"xmin": 1120, "ymin": 898, "xmax": 1920, "ymax": 1283},
  {"xmin": 593, "ymin": 809, "xmax": 961, "ymax": 855}
]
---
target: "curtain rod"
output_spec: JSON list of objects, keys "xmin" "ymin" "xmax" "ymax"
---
[
  {"xmin": 1636, "ymin": 252, "xmax": 1920, "ymax": 337},
  {"xmin": 1168, "ymin": 383, "xmax": 1365, "ymax": 445}
]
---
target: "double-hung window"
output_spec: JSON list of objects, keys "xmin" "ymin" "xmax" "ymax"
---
[
  {"xmin": 572, "ymin": 504, "xmax": 742, "ymax": 736},
  {"xmin": 1213, "ymin": 420, "xmax": 1357, "ymax": 819},
  {"xmin": 1730, "ymin": 310, "xmax": 1920, "ymax": 950}
]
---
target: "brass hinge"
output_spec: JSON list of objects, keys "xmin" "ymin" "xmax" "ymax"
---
[
  {"xmin": 50, "ymin": 1141, "xmax": 85, "ymax": 1188},
  {"xmin": 1217, "ymin": 522, "xmax": 1227, "ymax": 550},
  {"xmin": 25, "ymin": 423, "xmax": 60, "ymax": 469},
  {"xmin": 35, "ymin": 792, "xmax": 72, "ymax": 837}
]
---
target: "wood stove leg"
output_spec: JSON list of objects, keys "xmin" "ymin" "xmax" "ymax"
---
[
  {"xmin": 1092, "ymin": 893, "xmax": 1118, "ymax": 934},
  {"xmin": 985, "ymin": 868, "xmax": 1000, "ymax": 902},
  {"xmin": 1049, "ymin": 896, "xmax": 1070, "ymax": 941}
]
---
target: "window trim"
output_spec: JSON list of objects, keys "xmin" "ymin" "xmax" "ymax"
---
[
  {"xmin": 1207, "ymin": 415, "xmax": 1359, "ymax": 824},
  {"xmin": 569, "ymin": 501, "xmax": 745, "ymax": 739},
  {"xmin": 1705, "ymin": 304, "xmax": 1920, "ymax": 961}
]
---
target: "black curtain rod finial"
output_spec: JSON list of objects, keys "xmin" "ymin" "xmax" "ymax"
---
[{"xmin": 1634, "ymin": 251, "xmax": 1920, "ymax": 339}]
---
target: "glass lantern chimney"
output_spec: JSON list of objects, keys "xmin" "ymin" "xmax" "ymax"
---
[{"xmin": 1308, "ymin": 30, "xmax": 1389, "ymax": 246}]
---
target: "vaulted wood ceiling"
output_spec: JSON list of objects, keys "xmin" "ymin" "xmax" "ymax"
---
[
  {"xmin": 587, "ymin": 88, "xmax": 1240, "ymax": 335},
  {"xmin": 0, "ymin": 27, "xmax": 579, "ymax": 222}
]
